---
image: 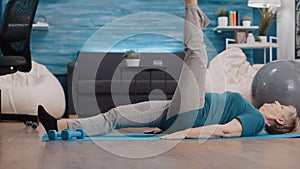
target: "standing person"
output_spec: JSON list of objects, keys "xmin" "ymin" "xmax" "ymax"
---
[{"xmin": 38, "ymin": 0, "xmax": 300, "ymax": 139}]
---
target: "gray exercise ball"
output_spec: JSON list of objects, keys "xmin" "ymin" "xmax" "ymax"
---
[{"xmin": 252, "ymin": 60, "xmax": 300, "ymax": 116}]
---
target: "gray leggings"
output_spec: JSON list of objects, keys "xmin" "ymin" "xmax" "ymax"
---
[{"xmin": 68, "ymin": 4, "xmax": 210, "ymax": 136}]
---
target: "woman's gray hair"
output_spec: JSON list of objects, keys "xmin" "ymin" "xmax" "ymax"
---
[{"xmin": 265, "ymin": 105, "xmax": 300, "ymax": 134}]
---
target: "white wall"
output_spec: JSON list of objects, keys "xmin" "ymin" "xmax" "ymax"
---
[{"xmin": 277, "ymin": 0, "xmax": 295, "ymax": 60}]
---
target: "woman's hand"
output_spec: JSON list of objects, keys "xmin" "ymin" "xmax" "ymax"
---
[
  {"xmin": 159, "ymin": 129, "xmax": 190, "ymax": 139},
  {"xmin": 144, "ymin": 128, "xmax": 163, "ymax": 134}
]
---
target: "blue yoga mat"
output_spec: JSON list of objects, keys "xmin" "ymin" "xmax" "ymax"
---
[{"xmin": 42, "ymin": 130, "xmax": 300, "ymax": 142}]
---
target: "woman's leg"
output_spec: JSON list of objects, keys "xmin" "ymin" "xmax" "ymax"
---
[
  {"xmin": 162, "ymin": 0, "xmax": 210, "ymax": 132},
  {"xmin": 39, "ymin": 100, "xmax": 171, "ymax": 136},
  {"xmin": 64, "ymin": 100, "xmax": 171, "ymax": 136}
]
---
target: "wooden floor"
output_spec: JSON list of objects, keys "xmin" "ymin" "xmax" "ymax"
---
[{"xmin": 1, "ymin": 122, "xmax": 300, "ymax": 169}]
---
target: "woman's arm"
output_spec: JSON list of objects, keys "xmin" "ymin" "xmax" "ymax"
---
[
  {"xmin": 188, "ymin": 118, "xmax": 242, "ymax": 138},
  {"xmin": 160, "ymin": 118, "xmax": 242, "ymax": 139}
]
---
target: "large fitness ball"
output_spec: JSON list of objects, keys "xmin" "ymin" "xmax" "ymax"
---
[{"xmin": 252, "ymin": 60, "xmax": 300, "ymax": 116}]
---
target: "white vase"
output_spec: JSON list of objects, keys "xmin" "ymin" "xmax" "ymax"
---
[
  {"xmin": 218, "ymin": 17, "xmax": 228, "ymax": 26},
  {"xmin": 242, "ymin": 20, "xmax": 251, "ymax": 27},
  {"xmin": 126, "ymin": 59, "xmax": 140, "ymax": 67},
  {"xmin": 152, "ymin": 60, "xmax": 163, "ymax": 67},
  {"xmin": 259, "ymin": 36, "xmax": 267, "ymax": 43},
  {"xmin": 247, "ymin": 33, "xmax": 255, "ymax": 43}
]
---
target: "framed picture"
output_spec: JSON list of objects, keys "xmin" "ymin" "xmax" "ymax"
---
[
  {"xmin": 235, "ymin": 30, "xmax": 248, "ymax": 44},
  {"xmin": 296, "ymin": 0, "xmax": 300, "ymax": 58}
]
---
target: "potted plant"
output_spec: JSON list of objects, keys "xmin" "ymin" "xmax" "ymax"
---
[
  {"xmin": 123, "ymin": 50, "xmax": 141, "ymax": 67},
  {"xmin": 217, "ymin": 8, "xmax": 228, "ymax": 26},
  {"xmin": 241, "ymin": 16, "xmax": 251, "ymax": 27},
  {"xmin": 258, "ymin": 7, "xmax": 277, "ymax": 42},
  {"xmin": 254, "ymin": 35, "xmax": 261, "ymax": 42}
]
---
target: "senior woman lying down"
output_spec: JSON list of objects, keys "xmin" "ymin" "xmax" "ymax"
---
[{"xmin": 38, "ymin": 0, "xmax": 300, "ymax": 139}]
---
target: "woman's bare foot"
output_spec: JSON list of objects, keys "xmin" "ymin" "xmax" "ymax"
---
[{"xmin": 185, "ymin": 0, "xmax": 197, "ymax": 5}]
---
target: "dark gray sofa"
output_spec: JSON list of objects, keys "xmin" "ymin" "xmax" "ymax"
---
[{"xmin": 68, "ymin": 52, "xmax": 185, "ymax": 117}]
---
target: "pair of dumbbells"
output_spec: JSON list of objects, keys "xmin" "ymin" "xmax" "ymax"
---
[{"xmin": 48, "ymin": 128, "xmax": 86, "ymax": 140}]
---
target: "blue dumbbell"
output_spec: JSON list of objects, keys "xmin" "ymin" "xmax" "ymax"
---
[
  {"xmin": 61, "ymin": 128, "xmax": 86, "ymax": 140},
  {"xmin": 48, "ymin": 129, "xmax": 71, "ymax": 140},
  {"xmin": 48, "ymin": 130, "xmax": 62, "ymax": 140}
]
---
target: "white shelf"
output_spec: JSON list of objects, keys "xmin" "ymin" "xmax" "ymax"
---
[
  {"xmin": 213, "ymin": 26, "xmax": 259, "ymax": 33},
  {"xmin": 226, "ymin": 36, "xmax": 278, "ymax": 64},
  {"xmin": 32, "ymin": 23, "xmax": 49, "ymax": 31},
  {"xmin": 226, "ymin": 42, "xmax": 278, "ymax": 49}
]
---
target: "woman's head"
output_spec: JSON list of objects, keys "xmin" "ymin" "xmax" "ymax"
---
[{"xmin": 259, "ymin": 101, "xmax": 300, "ymax": 134}]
